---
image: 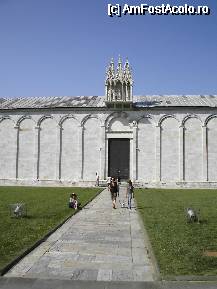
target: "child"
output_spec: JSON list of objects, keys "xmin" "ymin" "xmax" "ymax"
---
[{"xmin": 69, "ymin": 193, "xmax": 78, "ymax": 209}]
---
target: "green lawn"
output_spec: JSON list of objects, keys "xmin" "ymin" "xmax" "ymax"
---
[
  {"xmin": 0, "ymin": 186, "xmax": 102, "ymax": 272},
  {"xmin": 135, "ymin": 189, "xmax": 217, "ymax": 277}
]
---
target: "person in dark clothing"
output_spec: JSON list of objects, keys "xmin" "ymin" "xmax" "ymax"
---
[
  {"xmin": 110, "ymin": 177, "xmax": 118, "ymax": 209},
  {"xmin": 69, "ymin": 193, "xmax": 78, "ymax": 209}
]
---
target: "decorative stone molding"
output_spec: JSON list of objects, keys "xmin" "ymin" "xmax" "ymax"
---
[
  {"xmin": 105, "ymin": 57, "xmax": 133, "ymax": 108},
  {"xmin": 37, "ymin": 115, "xmax": 53, "ymax": 127},
  {"xmin": 204, "ymin": 114, "xmax": 217, "ymax": 127},
  {"xmin": 181, "ymin": 114, "xmax": 202, "ymax": 126},
  {"xmin": 16, "ymin": 115, "xmax": 33, "ymax": 127},
  {"xmin": 0, "ymin": 116, "xmax": 12, "ymax": 124},
  {"xmin": 59, "ymin": 114, "xmax": 79, "ymax": 126},
  {"xmin": 105, "ymin": 111, "xmax": 130, "ymax": 130},
  {"xmin": 158, "ymin": 114, "xmax": 179, "ymax": 127},
  {"xmin": 81, "ymin": 114, "xmax": 102, "ymax": 127},
  {"xmin": 137, "ymin": 115, "xmax": 156, "ymax": 126},
  {"xmin": 129, "ymin": 120, "xmax": 138, "ymax": 129}
]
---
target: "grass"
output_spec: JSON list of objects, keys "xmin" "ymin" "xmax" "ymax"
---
[
  {"xmin": 135, "ymin": 188, "xmax": 217, "ymax": 277},
  {"xmin": 0, "ymin": 186, "xmax": 102, "ymax": 272}
]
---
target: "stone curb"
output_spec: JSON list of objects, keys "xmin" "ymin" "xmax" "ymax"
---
[
  {"xmin": 133, "ymin": 196, "xmax": 161, "ymax": 282},
  {"xmin": 0, "ymin": 188, "xmax": 103, "ymax": 276}
]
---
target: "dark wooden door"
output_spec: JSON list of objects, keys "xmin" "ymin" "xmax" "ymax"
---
[{"xmin": 108, "ymin": 138, "xmax": 130, "ymax": 180}]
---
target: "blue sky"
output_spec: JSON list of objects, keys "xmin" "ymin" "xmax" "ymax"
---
[{"xmin": 0, "ymin": 0, "xmax": 216, "ymax": 97}]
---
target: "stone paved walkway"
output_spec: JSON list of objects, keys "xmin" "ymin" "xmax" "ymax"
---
[{"xmin": 5, "ymin": 186, "xmax": 156, "ymax": 281}]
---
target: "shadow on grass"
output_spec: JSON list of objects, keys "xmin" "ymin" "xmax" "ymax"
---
[
  {"xmin": 137, "ymin": 206, "xmax": 153, "ymax": 210},
  {"xmin": 22, "ymin": 215, "xmax": 34, "ymax": 219},
  {"xmin": 185, "ymin": 219, "xmax": 208, "ymax": 225},
  {"xmin": 9, "ymin": 215, "xmax": 36, "ymax": 220},
  {"xmin": 200, "ymin": 219, "xmax": 208, "ymax": 224}
]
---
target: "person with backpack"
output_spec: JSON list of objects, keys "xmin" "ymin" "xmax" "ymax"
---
[
  {"xmin": 110, "ymin": 177, "xmax": 118, "ymax": 209},
  {"xmin": 126, "ymin": 180, "xmax": 134, "ymax": 209}
]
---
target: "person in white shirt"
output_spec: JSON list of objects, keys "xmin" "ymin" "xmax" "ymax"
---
[{"xmin": 107, "ymin": 176, "xmax": 111, "ymax": 190}]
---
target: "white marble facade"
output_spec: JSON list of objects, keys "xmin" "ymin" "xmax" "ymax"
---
[
  {"xmin": 1, "ymin": 108, "xmax": 217, "ymax": 188},
  {"xmin": 0, "ymin": 58, "xmax": 217, "ymax": 188}
]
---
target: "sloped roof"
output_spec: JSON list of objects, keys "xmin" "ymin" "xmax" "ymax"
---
[
  {"xmin": 133, "ymin": 95, "xmax": 217, "ymax": 107},
  {"xmin": 0, "ymin": 96, "xmax": 106, "ymax": 110},
  {"xmin": 0, "ymin": 95, "xmax": 217, "ymax": 110}
]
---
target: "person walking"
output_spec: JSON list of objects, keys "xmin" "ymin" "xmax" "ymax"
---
[
  {"xmin": 110, "ymin": 177, "xmax": 118, "ymax": 209},
  {"xmin": 107, "ymin": 176, "xmax": 111, "ymax": 191},
  {"xmin": 95, "ymin": 172, "xmax": 99, "ymax": 186},
  {"xmin": 126, "ymin": 180, "xmax": 134, "ymax": 209}
]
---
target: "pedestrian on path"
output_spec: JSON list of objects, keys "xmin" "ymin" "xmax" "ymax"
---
[
  {"xmin": 126, "ymin": 180, "xmax": 134, "ymax": 209},
  {"xmin": 110, "ymin": 177, "xmax": 118, "ymax": 209},
  {"xmin": 107, "ymin": 176, "xmax": 111, "ymax": 190},
  {"xmin": 95, "ymin": 171, "xmax": 99, "ymax": 186}
]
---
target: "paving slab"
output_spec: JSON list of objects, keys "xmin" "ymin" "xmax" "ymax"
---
[{"xmin": 4, "ymin": 186, "xmax": 157, "ymax": 281}]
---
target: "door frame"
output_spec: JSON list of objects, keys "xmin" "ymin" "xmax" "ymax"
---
[
  {"xmin": 108, "ymin": 138, "xmax": 130, "ymax": 180},
  {"xmin": 105, "ymin": 132, "xmax": 133, "ymax": 179}
]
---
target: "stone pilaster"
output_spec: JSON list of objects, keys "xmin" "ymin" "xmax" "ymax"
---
[
  {"xmin": 179, "ymin": 125, "xmax": 184, "ymax": 181},
  {"xmin": 56, "ymin": 125, "xmax": 62, "ymax": 181},
  {"xmin": 202, "ymin": 125, "xmax": 208, "ymax": 181},
  {"xmin": 78, "ymin": 125, "xmax": 84, "ymax": 180},
  {"xmin": 100, "ymin": 125, "xmax": 106, "ymax": 180},
  {"xmin": 15, "ymin": 125, "xmax": 19, "ymax": 179},
  {"xmin": 132, "ymin": 122, "xmax": 138, "ymax": 181},
  {"xmin": 155, "ymin": 125, "xmax": 161, "ymax": 182},
  {"xmin": 105, "ymin": 135, "xmax": 109, "ymax": 178},
  {"xmin": 34, "ymin": 126, "xmax": 40, "ymax": 180}
]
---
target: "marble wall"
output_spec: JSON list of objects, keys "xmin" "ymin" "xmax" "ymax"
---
[{"xmin": 0, "ymin": 109, "xmax": 217, "ymax": 187}]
